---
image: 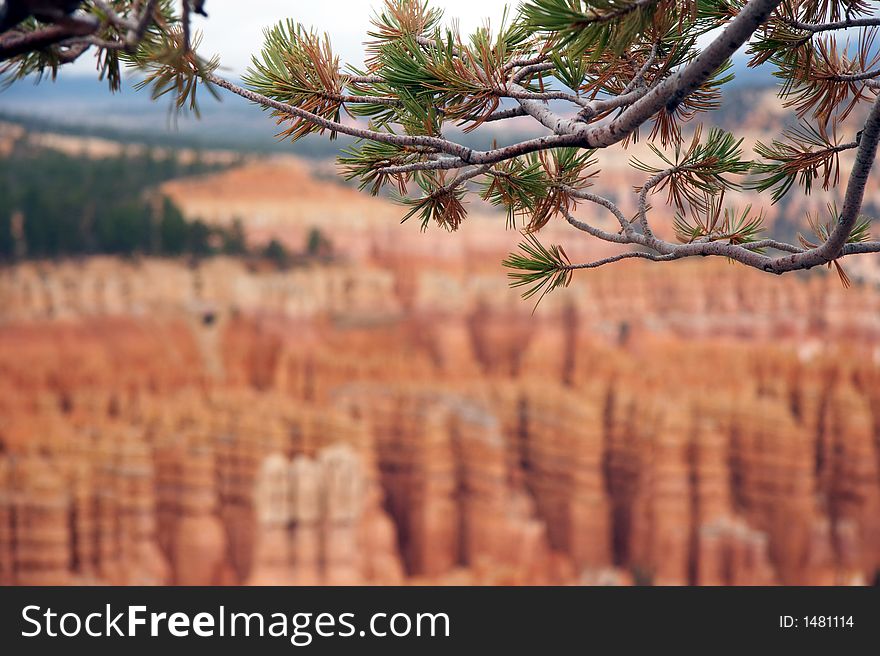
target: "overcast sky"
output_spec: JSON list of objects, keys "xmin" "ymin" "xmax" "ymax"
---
[
  {"xmin": 193, "ymin": 1, "xmax": 510, "ymax": 75},
  {"xmin": 64, "ymin": 1, "xmax": 724, "ymax": 79}
]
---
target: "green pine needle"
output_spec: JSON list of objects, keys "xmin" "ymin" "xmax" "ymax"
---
[{"xmin": 502, "ymin": 233, "xmax": 574, "ymax": 308}]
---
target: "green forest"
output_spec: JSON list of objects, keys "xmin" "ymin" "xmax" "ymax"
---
[{"xmin": 0, "ymin": 142, "xmax": 251, "ymax": 260}]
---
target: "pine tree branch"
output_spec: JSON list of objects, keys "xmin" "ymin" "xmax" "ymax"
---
[
  {"xmin": 511, "ymin": 62, "xmax": 555, "ymax": 83},
  {"xmin": 556, "ymin": 238, "xmax": 879, "ymax": 276},
  {"xmin": 33, "ymin": 0, "xmax": 863, "ymax": 286},
  {"xmin": 783, "ymin": 16, "xmax": 880, "ymax": 33},
  {"xmin": 502, "ymin": 54, "xmax": 548, "ymax": 74},
  {"xmin": 92, "ymin": 0, "xmax": 139, "ymax": 32},
  {"xmin": 769, "ymin": 91, "xmax": 880, "ymax": 273},
  {"xmin": 346, "ymin": 74, "xmax": 384, "ymax": 84},
  {"xmin": 826, "ymin": 68, "xmax": 880, "ymax": 83},
  {"xmin": 620, "ymin": 42, "xmax": 659, "ymax": 95},
  {"xmin": 0, "ymin": 0, "xmax": 162, "ymax": 61},
  {"xmin": 734, "ymin": 239, "xmax": 803, "ymax": 254},
  {"xmin": 206, "ymin": 72, "xmax": 587, "ymax": 167},
  {"xmin": 0, "ymin": 18, "xmax": 97, "ymax": 60},
  {"xmin": 561, "ymin": 206, "xmax": 634, "ymax": 244},
  {"xmin": 482, "ymin": 106, "xmax": 528, "ymax": 122},
  {"xmin": 564, "ymin": 251, "xmax": 678, "ymax": 269},
  {"xmin": 447, "ymin": 164, "xmax": 492, "ymax": 190},
  {"xmin": 206, "ymin": 72, "xmax": 477, "ymax": 159},
  {"xmin": 207, "ymin": 4, "xmax": 776, "ymax": 180},
  {"xmin": 582, "ymin": 0, "xmax": 784, "ymax": 148},
  {"xmin": 636, "ymin": 167, "xmax": 676, "ymax": 241},
  {"xmin": 565, "ymin": 188, "xmax": 634, "ymax": 234},
  {"xmin": 843, "ymin": 241, "xmax": 880, "ymax": 255},
  {"xmin": 503, "ymin": 88, "xmax": 590, "ymax": 107}
]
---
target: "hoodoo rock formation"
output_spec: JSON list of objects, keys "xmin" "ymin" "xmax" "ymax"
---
[
  {"xmin": 4, "ymin": 133, "xmax": 880, "ymax": 586},
  {"xmin": 1, "ymin": 252, "xmax": 879, "ymax": 586}
]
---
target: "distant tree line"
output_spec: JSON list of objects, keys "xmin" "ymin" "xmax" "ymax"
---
[
  {"xmin": 0, "ymin": 143, "xmax": 332, "ymax": 266},
  {"xmin": 0, "ymin": 143, "xmax": 220, "ymax": 258}
]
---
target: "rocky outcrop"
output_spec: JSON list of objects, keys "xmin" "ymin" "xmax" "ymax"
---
[{"xmin": 0, "ymin": 257, "xmax": 879, "ymax": 586}]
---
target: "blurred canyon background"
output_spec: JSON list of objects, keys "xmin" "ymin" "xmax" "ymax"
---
[{"xmin": 1, "ymin": 70, "xmax": 880, "ymax": 587}]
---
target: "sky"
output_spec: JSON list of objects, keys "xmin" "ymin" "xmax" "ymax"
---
[
  {"xmin": 192, "ymin": 1, "xmax": 510, "ymax": 75},
  {"xmin": 65, "ymin": 1, "xmax": 723, "ymax": 77}
]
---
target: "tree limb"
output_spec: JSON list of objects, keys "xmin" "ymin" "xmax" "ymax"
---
[
  {"xmin": 769, "ymin": 91, "xmax": 880, "ymax": 273},
  {"xmin": 583, "ymin": 0, "xmax": 784, "ymax": 148},
  {"xmin": 784, "ymin": 16, "xmax": 880, "ymax": 33},
  {"xmin": 0, "ymin": 19, "xmax": 97, "ymax": 60}
]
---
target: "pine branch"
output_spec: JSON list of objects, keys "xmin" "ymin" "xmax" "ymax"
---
[
  {"xmin": 502, "ymin": 233, "xmax": 573, "ymax": 307},
  {"xmin": 751, "ymin": 121, "xmax": 858, "ymax": 203}
]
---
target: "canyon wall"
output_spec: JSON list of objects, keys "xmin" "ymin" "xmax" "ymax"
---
[
  {"xmin": 4, "ymin": 85, "xmax": 880, "ymax": 587},
  {"xmin": 1, "ymin": 256, "xmax": 878, "ymax": 586}
]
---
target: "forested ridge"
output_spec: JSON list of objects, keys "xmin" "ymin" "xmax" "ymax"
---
[
  {"xmin": 0, "ymin": 139, "xmax": 332, "ymax": 266},
  {"xmin": 0, "ymin": 141, "xmax": 234, "ymax": 258}
]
